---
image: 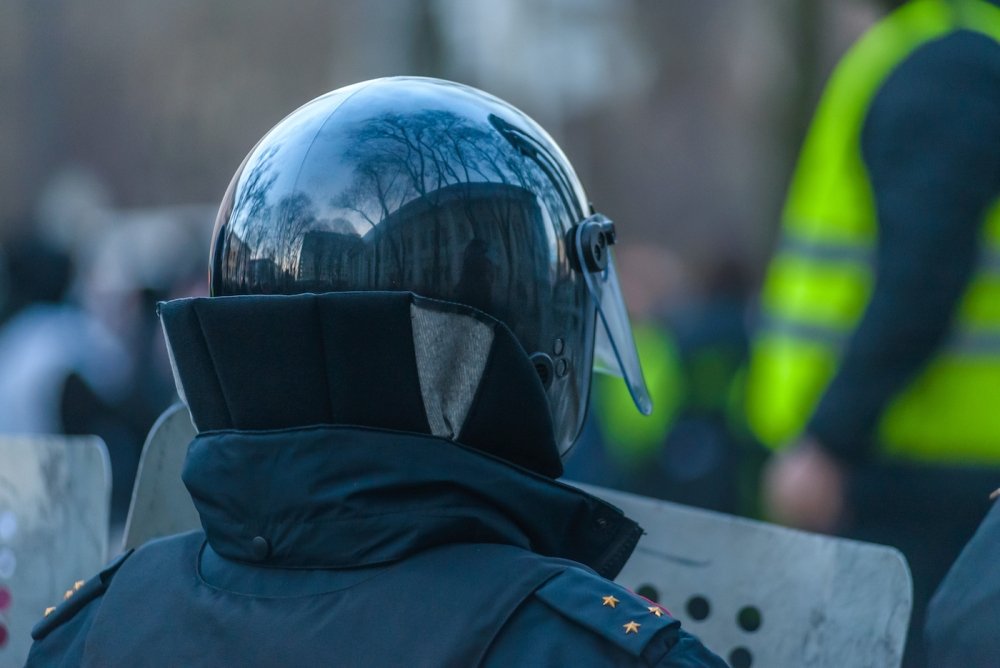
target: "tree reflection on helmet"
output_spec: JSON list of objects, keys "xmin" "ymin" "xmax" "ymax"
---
[{"xmin": 210, "ymin": 77, "xmax": 649, "ymax": 457}]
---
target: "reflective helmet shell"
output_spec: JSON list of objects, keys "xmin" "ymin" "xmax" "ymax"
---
[{"xmin": 210, "ymin": 77, "xmax": 596, "ymax": 455}]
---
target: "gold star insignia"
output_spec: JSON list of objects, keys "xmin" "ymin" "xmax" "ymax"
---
[
  {"xmin": 623, "ymin": 620, "xmax": 641, "ymax": 634},
  {"xmin": 74, "ymin": 580, "xmax": 85, "ymax": 591},
  {"xmin": 602, "ymin": 595, "xmax": 619, "ymax": 608},
  {"xmin": 44, "ymin": 606, "xmax": 56, "ymax": 617},
  {"xmin": 648, "ymin": 606, "xmax": 664, "ymax": 617},
  {"xmin": 63, "ymin": 589, "xmax": 74, "ymax": 600}
]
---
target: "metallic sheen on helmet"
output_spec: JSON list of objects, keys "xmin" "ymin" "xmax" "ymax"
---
[{"xmin": 210, "ymin": 77, "xmax": 626, "ymax": 456}]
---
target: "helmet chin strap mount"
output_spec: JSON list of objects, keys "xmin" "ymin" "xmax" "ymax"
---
[
  {"xmin": 568, "ymin": 214, "xmax": 617, "ymax": 274},
  {"xmin": 529, "ymin": 215, "xmax": 617, "ymax": 392},
  {"xmin": 529, "ymin": 352, "xmax": 555, "ymax": 389}
]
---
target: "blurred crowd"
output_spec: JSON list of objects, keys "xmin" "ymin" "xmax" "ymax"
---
[
  {"xmin": 0, "ymin": 1, "xmax": 868, "ymax": 532},
  {"xmin": 0, "ymin": 169, "xmax": 212, "ymax": 527}
]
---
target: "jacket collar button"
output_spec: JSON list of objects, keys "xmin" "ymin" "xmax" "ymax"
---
[{"xmin": 251, "ymin": 536, "xmax": 270, "ymax": 561}]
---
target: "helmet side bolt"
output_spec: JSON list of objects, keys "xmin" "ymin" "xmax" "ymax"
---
[{"xmin": 530, "ymin": 352, "xmax": 555, "ymax": 389}]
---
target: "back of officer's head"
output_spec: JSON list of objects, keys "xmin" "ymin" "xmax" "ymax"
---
[{"xmin": 183, "ymin": 77, "xmax": 649, "ymax": 475}]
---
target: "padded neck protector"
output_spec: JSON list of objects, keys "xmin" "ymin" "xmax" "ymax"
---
[{"xmin": 158, "ymin": 292, "xmax": 562, "ymax": 477}]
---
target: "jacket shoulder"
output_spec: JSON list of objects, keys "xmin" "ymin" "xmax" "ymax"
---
[
  {"xmin": 533, "ymin": 566, "xmax": 680, "ymax": 658},
  {"xmin": 30, "ymin": 548, "xmax": 134, "ymax": 641},
  {"xmin": 485, "ymin": 566, "xmax": 726, "ymax": 667}
]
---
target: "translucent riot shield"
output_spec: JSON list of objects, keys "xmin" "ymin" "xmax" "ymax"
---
[
  {"xmin": 0, "ymin": 435, "xmax": 110, "ymax": 667},
  {"xmin": 122, "ymin": 403, "xmax": 198, "ymax": 551},
  {"xmin": 570, "ymin": 482, "xmax": 913, "ymax": 668}
]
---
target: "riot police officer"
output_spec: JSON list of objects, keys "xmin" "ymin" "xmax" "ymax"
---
[{"xmin": 26, "ymin": 77, "xmax": 725, "ymax": 666}]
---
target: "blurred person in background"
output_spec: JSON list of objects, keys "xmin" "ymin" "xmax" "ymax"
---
[
  {"xmin": 0, "ymin": 231, "xmax": 129, "ymax": 439},
  {"xmin": 0, "ymin": 170, "xmax": 208, "ymax": 530},
  {"xmin": 566, "ymin": 246, "xmax": 758, "ymax": 516},
  {"xmin": 745, "ymin": 0, "xmax": 1000, "ymax": 665},
  {"xmin": 26, "ymin": 78, "xmax": 725, "ymax": 667},
  {"xmin": 69, "ymin": 213, "xmax": 206, "ymax": 528}
]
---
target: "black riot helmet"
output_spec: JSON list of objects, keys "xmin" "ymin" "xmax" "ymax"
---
[{"xmin": 210, "ymin": 77, "xmax": 650, "ymax": 456}]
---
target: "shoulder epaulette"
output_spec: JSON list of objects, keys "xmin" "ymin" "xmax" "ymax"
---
[
  {"xmin": 534, "ymin": 566, "xmax": 679, "ymax": 658},
  {"xmin": 31, "ymin": 548, "xmax": 134, "ymax": 641}
]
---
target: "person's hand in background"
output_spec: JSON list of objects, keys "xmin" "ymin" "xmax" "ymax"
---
[{"xmin": 763, "ymin": 436, "xmax": 846, "ymax": 533}]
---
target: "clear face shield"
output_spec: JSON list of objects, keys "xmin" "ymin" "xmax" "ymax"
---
[{"xmin": 572, "ymin": 214, "xmax": 653, "ymax": 416}]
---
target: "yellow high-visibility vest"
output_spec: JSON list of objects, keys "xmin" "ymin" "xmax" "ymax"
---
[
  {"xmin": 746, "ymin": 0, "xmax": 1000, "ymax": 463},
  {"xmin": 592, "ymin": 324, "xmax": 684, "ymax": 463}
]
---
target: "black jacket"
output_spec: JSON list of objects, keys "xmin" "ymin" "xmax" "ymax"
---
[{"xmin": 27, "ymin": 293, "xmax": 725, "ymax": 667}]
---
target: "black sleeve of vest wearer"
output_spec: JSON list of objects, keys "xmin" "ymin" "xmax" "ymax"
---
[{"xmin": 807, "ymin": 31, "xmax": 1000, "ymax": 463}]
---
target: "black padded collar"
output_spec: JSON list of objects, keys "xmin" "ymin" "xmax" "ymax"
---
[
  {"xmin": 183, "ymin": 425, "xmax": 642, "ymax": 579},
  {"xmin": 159, "ymin": 292, "xmax": 562, "ymax": 477}
]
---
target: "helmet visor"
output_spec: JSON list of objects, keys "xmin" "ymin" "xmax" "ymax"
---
[{"xmin": 575, "ymin": 216, "xmax": 653, "ymax": 415}]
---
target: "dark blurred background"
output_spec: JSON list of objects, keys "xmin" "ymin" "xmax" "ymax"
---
[
  {"xmin": 0, "ymin": 0, "xmax": 882, "ymax": 523},
  {"xmin": 0, "ymin": 1, "xmax": 879, "ymax": 259}
]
